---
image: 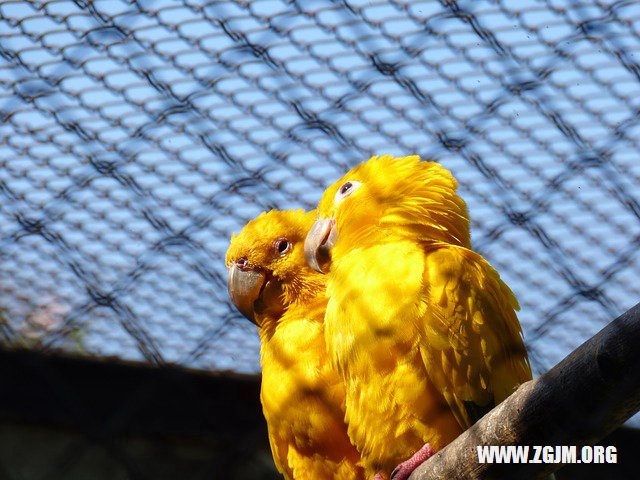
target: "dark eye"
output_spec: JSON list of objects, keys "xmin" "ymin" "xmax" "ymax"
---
[
  {"xmin": 274, "ymin": 238, "xmax": 291, "ymax": 256},
  {"xmin": 333, "ymin": 180, "xmax": 362, "ymax": 205}
]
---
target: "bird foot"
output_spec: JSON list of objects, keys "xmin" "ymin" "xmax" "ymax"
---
[
  {"xmin": 389, "ymin": 443, "xmax": 435, "ymax": 480},
  {"xmin": 372, "ymin": 474, "xmax": 387, "ymax": 480}
]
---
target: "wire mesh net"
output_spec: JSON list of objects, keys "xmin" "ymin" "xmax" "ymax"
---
[{"xmin": 1, "ymin": 0, "xmax": 639, "ymax": 380}]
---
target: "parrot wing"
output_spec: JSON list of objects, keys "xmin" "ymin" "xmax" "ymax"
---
[{"xmin": 420, "ymin": 244, "xmax": 532, "ymax": 429}]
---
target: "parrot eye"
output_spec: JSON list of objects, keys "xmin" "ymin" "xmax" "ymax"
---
[
  {"xmin": 334, "ymin": 180, "xmax": 362, "ymax": 205},
  {"xmin": 273, "ymin": 238, "xmax": 292, "ymax": 256}
]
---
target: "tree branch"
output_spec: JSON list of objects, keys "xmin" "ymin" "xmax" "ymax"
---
[{"xmin": 409, "ymin": 302, "xmax": 640, "ymax": 480}]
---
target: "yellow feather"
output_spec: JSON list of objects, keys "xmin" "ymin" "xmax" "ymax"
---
[
  {"xmin": 227, "ymin": 210, "xmax": 364, "ymax": 480},
  {"xmin": 313, "ymin": 155, "xmax": 532, "ymax": 477}
]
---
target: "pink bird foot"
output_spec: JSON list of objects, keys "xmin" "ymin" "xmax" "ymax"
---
[{"xmin": 389, "ymin": 443, "xmax": 435, "ymax": 480}]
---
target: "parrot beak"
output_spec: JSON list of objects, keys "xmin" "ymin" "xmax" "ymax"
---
[
  {"xmin": 304, "ymin": 217, "xmax": 337, "ymax": 273},
  {"xmin": 227, "ymin": 260, "xmax": 286, "ymax": 324},
  {"xmin": 227, "ymin": 261, "xmax": 266, "ymax": 324}
]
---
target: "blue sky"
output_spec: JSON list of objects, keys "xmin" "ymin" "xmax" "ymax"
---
[{"xmin": 1, "ymin": 0, "xmax": 640, "ymax": 424}]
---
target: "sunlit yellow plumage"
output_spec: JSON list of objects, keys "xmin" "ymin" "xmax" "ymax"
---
[
  {"xmin": 226, "ymin": 209, "xmax": 364, "ymax": 480},
  {"xmin": 305, "ymin": 155, "xmax": 532, "ymax": 478}
]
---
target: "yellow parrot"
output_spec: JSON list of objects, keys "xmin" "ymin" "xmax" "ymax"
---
[
  {"xmin": 304, "ymin": 155, "xmax": 532, "ymax": 480},
  {"xmin": 226, "ymin": 209, "xmax": 365, "ymax": 480}
]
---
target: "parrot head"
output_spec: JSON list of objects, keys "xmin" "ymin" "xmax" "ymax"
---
[
  {"xmin": 226, "ymin": 209, "xmax": 326, "ymax": 325},
  {"xmin": 305, "ymin": 155, "xmax": 471, "ymax": 273}
]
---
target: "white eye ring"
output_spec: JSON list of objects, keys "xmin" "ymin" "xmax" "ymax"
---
[{"xmin": 333, "ymin": 180, "xmax": 362, "ymax": 205}]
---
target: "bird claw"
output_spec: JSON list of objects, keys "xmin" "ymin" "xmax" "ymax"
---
[{"xmin": 389, "ymin": 443, "xmax": 435, "ymax": 480}]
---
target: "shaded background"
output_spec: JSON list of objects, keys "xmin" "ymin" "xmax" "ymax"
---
[{"xmin": 1, "ymin": 0, "xmax": 639, "ymax": 478}]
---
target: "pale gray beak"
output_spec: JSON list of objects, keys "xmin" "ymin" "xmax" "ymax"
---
[
  {"xmin": 227, "ymin": 261, "xmax": 266, "ymax": 324},
  {"xmin": 304, "ymin": 217, "xmax": 337, "ymax": 273}
]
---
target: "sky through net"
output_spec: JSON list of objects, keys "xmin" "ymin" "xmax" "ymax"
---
[{"xmin": 1, "ymin": 0, "xmax": 639, "ymax": 381}]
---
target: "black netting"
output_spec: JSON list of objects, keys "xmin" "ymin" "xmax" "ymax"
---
[{"xmin": 1, "ymin": 0, "xmax": 639, "ymax": 379}]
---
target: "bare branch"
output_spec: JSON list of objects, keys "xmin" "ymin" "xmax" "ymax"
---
[{"xmin": 409, "ymin": 302, "xmax": 640, "ymax": 480}]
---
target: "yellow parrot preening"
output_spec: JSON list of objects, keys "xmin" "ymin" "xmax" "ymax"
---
[
  {"xmin": 226, "ymin": 209, "xmax": 365, "ymax": 480},
  {"xmin": 304, "ymin": 155, "xmax": 532, "ymax": 480}
]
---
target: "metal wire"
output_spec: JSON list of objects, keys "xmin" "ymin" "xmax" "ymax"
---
[{"xmin": 1, "ymin": 0, "xmax": 639, "ymax": 379}]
